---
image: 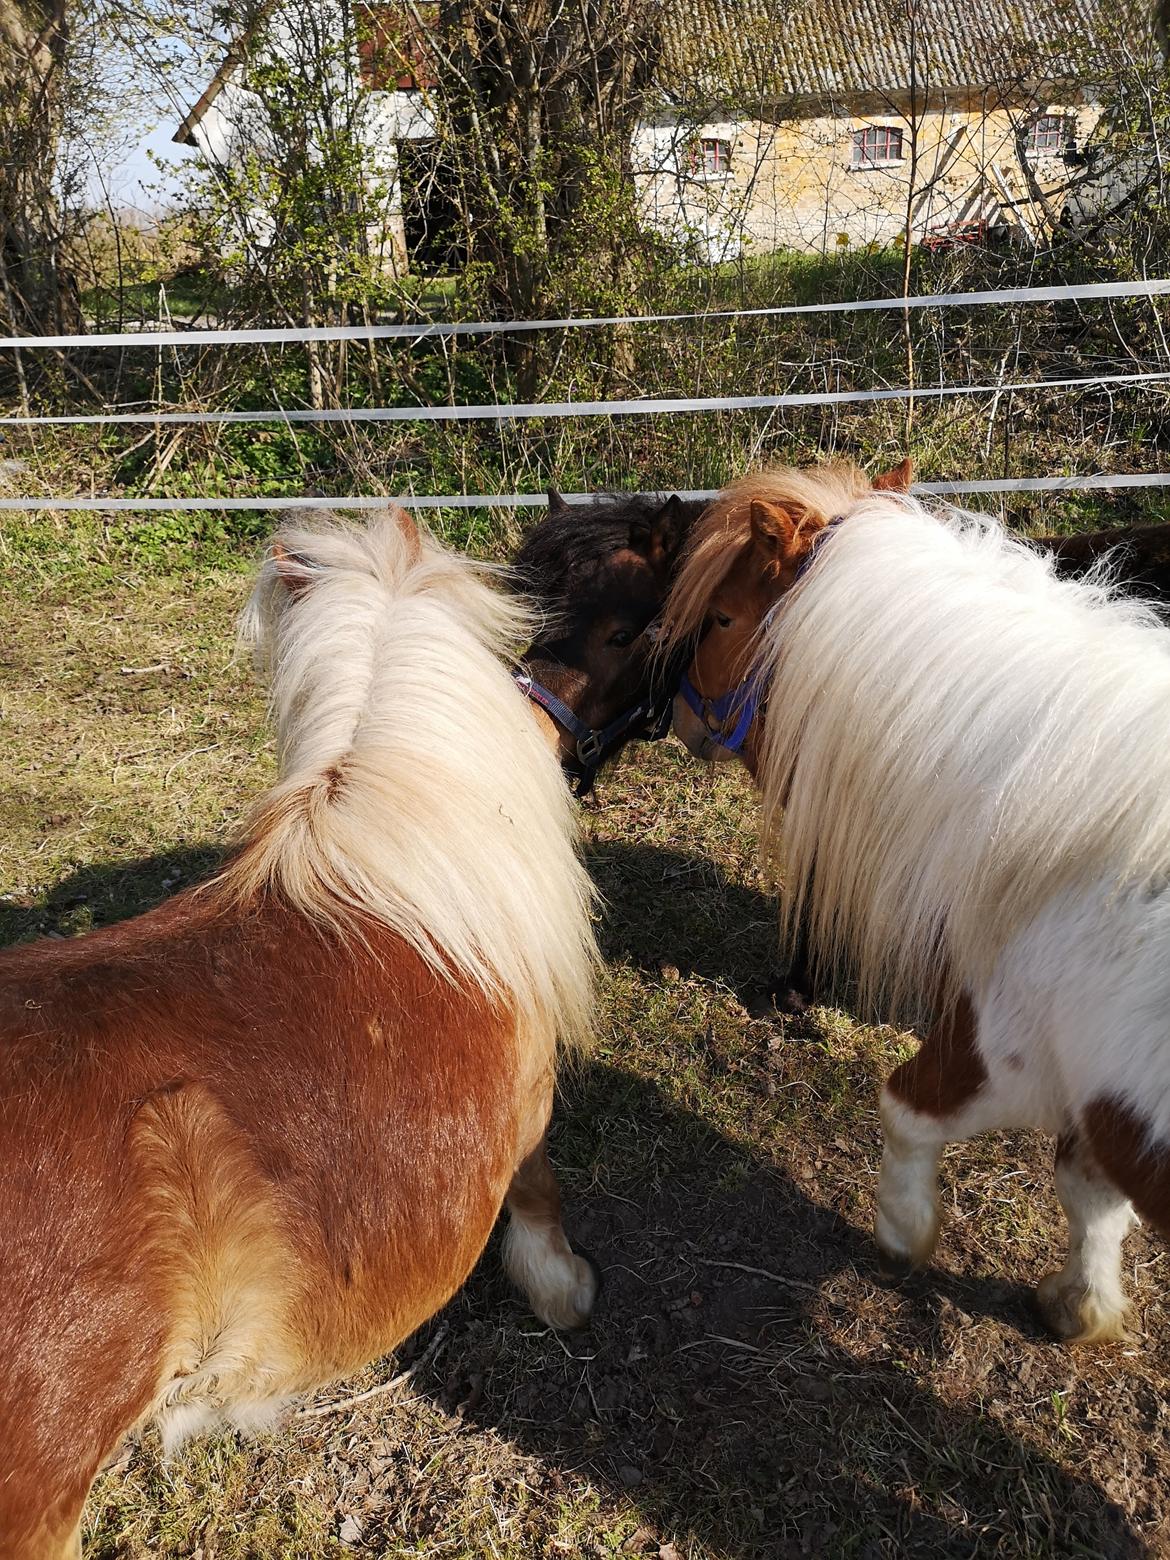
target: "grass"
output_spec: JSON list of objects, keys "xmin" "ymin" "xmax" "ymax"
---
[
  {"xmin": 4, "ymin": 518, "xmax": 1170, "ymax": 1559},
  {"xmin": 82, "ymin": 272, "xmax": 235, "ymax": 327}
]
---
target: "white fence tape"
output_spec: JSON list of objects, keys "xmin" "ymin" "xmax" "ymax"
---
[
  {"xmin": 4, "ymin": 278, "xmax": 1169, "ymax": 513},
  {"xmin": 2, "ymin": 473, "xmax": 1168, "ymax": 511},
  {"xmin": 3, "ymin": 278, "xmax": 1169, "ymax": 351},
  {"xmin": 4, "ymin": 368, "xmax": 1169, "ymax": 428}
]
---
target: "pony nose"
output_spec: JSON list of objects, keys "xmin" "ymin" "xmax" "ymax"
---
[{"xmin": 671, "ymin": 692, "xmax": 712, "ymax": 758}]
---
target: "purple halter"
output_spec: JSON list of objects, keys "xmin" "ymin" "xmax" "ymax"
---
[
  {"xmin": 512, "ymin": 671, "xmax": 675, "ymax": 796},
  {"xmin": 677, "ymin": 514, "xmax": 847, "ymax": 757}
]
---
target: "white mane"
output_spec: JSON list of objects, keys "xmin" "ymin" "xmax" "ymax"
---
[
  {"xmin": 757, "ymin": 493, "xmax": 1170, "ymax": 1015},
  {"xmin": 212, "ymin": 509, "xmax": 598, "ymax": 1045}
]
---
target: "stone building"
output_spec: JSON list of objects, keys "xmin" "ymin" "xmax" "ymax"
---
[
  {"xmin": 636, "ymin": 0, "xmax": 1148, "ymax": 257},
  {"xmin": 174, "ymin": 0, "xmax": 1149, "ymax": 270}
]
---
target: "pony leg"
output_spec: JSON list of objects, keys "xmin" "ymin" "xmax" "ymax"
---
[
  {"xmin": 503, "ymin": 1136, "xmax": 598, "ymax": 1330},
  {"xmin": 875, "ymin": 994, "xmax": 993, "ymax": 1273},
  {"xmin": 875, "ymin": 1088, "xmax": 947, "ymax": 1272},
  {"xmin": 1036, "ymin": 1130, "xmax": 1137, "ymax": 1344}
]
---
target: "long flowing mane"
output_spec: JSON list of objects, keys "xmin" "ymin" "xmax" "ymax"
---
[
  {"xmin": 660, "ymin": 463, "xmax": 873, "ymax": 650},
  {"xmin": 210, "ymin": 509, "xmax": 598, "ymax": 1042},
  {"xmin": 756, "ymin": 492, "xmax": 1170, "ymax": 1015}
]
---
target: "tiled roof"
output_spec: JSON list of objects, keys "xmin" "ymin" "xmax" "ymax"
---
[{"xmin": 660, "ymin": 0, "xmax": 1152, "ymax": 103}]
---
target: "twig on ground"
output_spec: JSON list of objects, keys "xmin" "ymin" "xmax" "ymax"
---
[
  {"xmin": 677, "ymin": 1334, "xmax": 769, "ymax": 1354},
  {"xmin": 694, "ymin": 1256, "xmax": 822, "ymax": 1293},
  {"xmin": 163, "ymin": 743, "xmax": 221, "ymax": 786}
]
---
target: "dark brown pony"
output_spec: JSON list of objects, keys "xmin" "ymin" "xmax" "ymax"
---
[
  {"xmin": 512, "ymin": 488, "xmax": 699, "ymax": 789},
  {"xmin": 0, "ymin": 507, "xmax": 599, "ymax": 1558},
  {"xmin": 1042, "ymin": 519, "xmax": 1170, "ymax": 598}
]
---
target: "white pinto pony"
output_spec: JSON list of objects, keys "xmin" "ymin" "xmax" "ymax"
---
[{"xmin": 666, "ymin": 466, "xmax": 1170, "ymax": 1344}]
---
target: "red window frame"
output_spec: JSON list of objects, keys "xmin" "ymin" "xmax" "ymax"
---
[
  {"xmin": 852, "ymin": 125, "xmax": 904, "ymax": 165},
  {"xmin": 1026, "ymin": 115, "xmax": 1068, "ymax": 155},
  {"xmin": 691, "ymin": 137, "xmax": 732, "ymax": 175}
]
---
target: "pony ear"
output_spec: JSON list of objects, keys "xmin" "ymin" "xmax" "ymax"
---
[
  {"xmin": 873, "ymin": 457, "xmax": 914, "ymax": 493},
  {"xmin": 630, "ymin": 494, "xmax": 688, "ymax": 564},
  {"xmin": 650, "ymin": 494, "xmax": 688, "ymax": 562},
  {"xmin": 388, "ymin": 502, "xmax": 422, "ymax": 562},
  {"xmin": 749, "ymin": 499, "xmax": 799, "ymax": 560},
  {"xmin": 546, "ymin": 487, "xmax": 570, "ymax": 515},
  {"xmin": 271, "ymin": 541, "xmax": 316, "ymax": 598}
]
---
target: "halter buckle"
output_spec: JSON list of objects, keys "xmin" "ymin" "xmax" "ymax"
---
[{"xmin": 575, "ymin": 729, "xmax": 605, "ymax": 767}]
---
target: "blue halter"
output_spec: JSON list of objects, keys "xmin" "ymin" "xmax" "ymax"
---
[
  {"xmin": 677, "ymin": 515, "xmax": 847, "ymax": 757},
  {"xmin": 677, "ymin": 661, "xmax": 767, "ymax": 756}
]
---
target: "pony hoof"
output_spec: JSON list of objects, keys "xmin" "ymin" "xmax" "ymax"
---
[
  {"xmin": 777, "ymin": 984, "xmax": 812, "ymax": 1017},
  {"xmin": 534, "ymin": 1251, "xmax": 599, "ymax": 1331},
  {"xmin": 876, "ymin": 1246, "xmax": 917, "ymax": 1284},
  {"xmin": 575, "ymin": 1246, "xmax": 604, "ymax": 1301},
  {"xmin": 524, "ymin": 1248, "xmax": 605, "ymax": 1335},
  {"xmin": 1035, "ymin": 1273, "xmax": 1135, "ymax": 1345},
  {"xmin": 745, "ymin": 979, "xmax": 814, "ymax": 1021},
  {"xmin": 874, "ymin": 1207, "xmax": 938, "ymax": 1279}
]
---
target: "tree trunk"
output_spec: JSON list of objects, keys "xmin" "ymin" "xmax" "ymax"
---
[
  {"xmin": 0, "ymin": 0, "xmax": 81, "ymax": 338},
  {"xmin": 432, "ymin": 0, "xmax": 666, "ymax": 373}
]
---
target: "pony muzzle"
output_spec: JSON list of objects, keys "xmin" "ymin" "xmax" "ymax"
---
[
  {"xmin": 671, "ymin": 691, "xmax": 741, "ymax": 763},
  {"xmin": 674, "ymin": 668, "xmax": 764, "ymax": 763}
]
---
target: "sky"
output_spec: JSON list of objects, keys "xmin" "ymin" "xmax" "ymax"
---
[
  {"xmin": 77, "ymin": 25, "xmax": 215, "ymax": 216},
  {"xmin": 85, "ymin": 122, "xmax": 197, "ymax": 212}
]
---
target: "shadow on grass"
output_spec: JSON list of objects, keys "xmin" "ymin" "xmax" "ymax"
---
[
  {"xmin": 2, "ymin": 841, "xmax": 1152, "ymax": 1559},
  {"xmin": 415, "ymin": 1053, "xmax": 1146, "ymax": 1560},
  {"xmin": 586, "ymin": 839, "xmax": 799, "ymax": 1012},
  {"xmin": 0, "ymin": 844, "xmax": 228, "ymax": 947}
]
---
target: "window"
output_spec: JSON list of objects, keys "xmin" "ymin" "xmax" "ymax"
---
[
  {"xmin": 355, "ymin": 3, "xmax": 437, "ymax": 91},
  {"xmin": 692, "ymin": 137, "xmax": 732, "ymax": 175},
  {"xmin": 852, "ymin": 125, "xmax": 904, "ymax": 165},
  {"xmin": 1025, "ymin": 114, "xmax": 1071, "ymax": 156}
]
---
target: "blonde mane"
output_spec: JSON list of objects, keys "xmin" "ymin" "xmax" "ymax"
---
[
  {"xmin": 211, "ymin": 509, "xmax": 598, "ymax": 1044},
  {"xmin": 755, "ymin": 491, "xmax": 1170, "ymax": 1017},
  {"xmin": 660, "ymin": 462, "xmax": 873, "ymax": 652}
]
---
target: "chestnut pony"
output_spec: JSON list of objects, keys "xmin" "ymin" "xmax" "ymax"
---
[
  {"xmin": 0, "ymin": 507, "xmax": 599, "ymax": 1558},
  {"xmin": 664, "ymin": 462, "xmax": 1170, "ymax": 1344}
]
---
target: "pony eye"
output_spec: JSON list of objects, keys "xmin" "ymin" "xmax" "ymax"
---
[
  {"xmin": 714, "ymin": 612, "xmax": 732, "ymax": 630},
  {"xmin": 608, "ymin": 627, "xmax": 638, "ymax": 648}
]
